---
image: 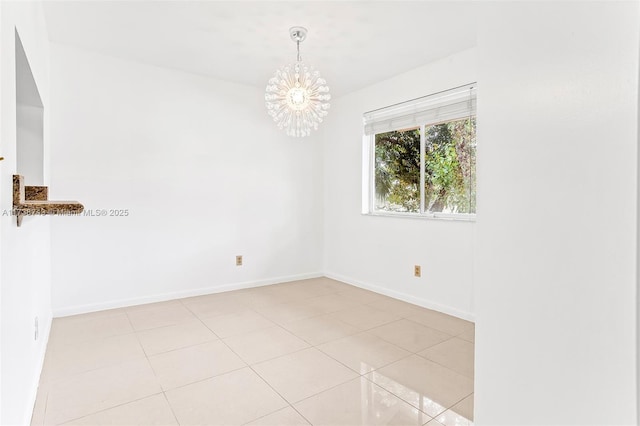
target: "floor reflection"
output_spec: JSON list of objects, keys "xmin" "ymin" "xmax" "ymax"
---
[
  {"xmin": 357, "ymin": 375, "xmax": 429, "ymax": 425},
  {"xmin": 367, "ymin": 366, "xmax": 474, "ymax": 426}
]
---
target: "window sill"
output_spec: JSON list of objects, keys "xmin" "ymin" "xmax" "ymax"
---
[{"xmin": 363, "ymin": 211, "xmax": 476, "ymax": 222}]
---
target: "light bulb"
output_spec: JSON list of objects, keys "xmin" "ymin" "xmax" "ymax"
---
[{"xmin": 286, "ymin": 87, "xmax": 310, "ymax": 110}]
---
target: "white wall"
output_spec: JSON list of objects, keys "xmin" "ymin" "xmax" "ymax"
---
[
  {"xmin": 49, "ymin": 44, "xmax": 324, "ymax": 315},
  {"xmin": 323, "ymin": 49, "xmax": 477, "ymax": 320},
  {"xmin": 0, "ymin": 1, "xmax": 52, "ymax": 425},
  {"xmin": 475, "ymin": 2, "xmax": 638, "ymax": 425}
]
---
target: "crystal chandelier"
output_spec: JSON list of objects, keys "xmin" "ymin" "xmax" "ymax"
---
[{"xmin": 265, "ymin": 27, "xmax": 331, "ymax": 137}]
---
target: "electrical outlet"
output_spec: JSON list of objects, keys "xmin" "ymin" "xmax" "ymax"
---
[
  {"xmin": 236, "ymin": 255, "xmax": 243, "ymax": 266},
  {"xmin": 34, "ymin": 317, "xmax": 39, "ymax": 341},
  {"xmin": 414, "ymin": 265, "xmax": 421, "ymax": 277}
]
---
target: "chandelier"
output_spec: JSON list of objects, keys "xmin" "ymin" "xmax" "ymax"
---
[{"xmin": 265, "ymin": 27, "xmax": 331, "ymax": 137}]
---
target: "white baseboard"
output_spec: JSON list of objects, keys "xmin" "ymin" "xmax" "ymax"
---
[
  {"xmin": 53, "ymin": 272, "xmax": 324, "ymax": 318},
  {"xmin": 53, "ymin": 270, "xmax": 474, "ymax": 323},
  {"xmin": 324, "ymin": 271, "xmax": 475, "ymax": 322}
]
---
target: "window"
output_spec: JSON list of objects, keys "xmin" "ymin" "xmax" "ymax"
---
[{"xmin": 364, "ymin": 84, "xmax": 476, "ymax": 219}]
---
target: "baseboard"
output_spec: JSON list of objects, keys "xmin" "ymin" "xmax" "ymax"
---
[
  {"xmin": 324, "ymin": 271, "xmax": 475, "ymax": 322},
  {"xmin": 53, "ymin": 272, "xmax": 324, "ymax": 318},
  {"xmin": 53, "ymin": 270, "xmax": 474, "ymax": 322}
]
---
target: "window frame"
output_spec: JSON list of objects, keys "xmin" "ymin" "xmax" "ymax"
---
[{"xmin": 363, "ymin": 86, "xmax": 477, "ymax": 221}]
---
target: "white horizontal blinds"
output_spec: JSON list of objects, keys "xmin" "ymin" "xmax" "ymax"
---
[{"xmin": 363, "ymin": 83, "xmax": 476, "ymax": 136}]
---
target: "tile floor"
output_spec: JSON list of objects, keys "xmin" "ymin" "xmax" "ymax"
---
[{"xmin": 31, "ymin": 277, "xmax": 475, "ymax": 426}]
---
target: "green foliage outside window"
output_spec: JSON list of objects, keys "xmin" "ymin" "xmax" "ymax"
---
[{"xmin": 374, "ymin": 117, "xmax": 476, "ymax": 214}]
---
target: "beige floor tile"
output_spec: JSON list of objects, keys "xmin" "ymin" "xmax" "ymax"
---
[
  {"xmin": 44, "ymin": 358, "xmax": 161, "ymax": 425},
  {"xmin": 30, "ymin": 384, "xmax": 47, "ymax": 426},
  {"xmin": 457, "ymin": 328, "xmax": 475, "ymax": 343},
  {"xmin": 253, "ymin": 301, "xmax": 326, "ymax": 325},
  {"xmin": 368, "ymin": 319, "xmax": 451, "ymax": 353},
  {"xmin": 38, "ymin": 279, "xmax": 475, "ymax": 426},
  {"xmin": 454, "ymin": 394, "xmax": 474, "ymax": 420},
  {"xmin": 238, "ymin": 293, "xmax": 294, "ymax": 309},
  {"xmin": 283, "ymin": 278, "xmax": 344, "ymax": 294},
  {"xmin": 180, "ymin": 291, "xmax": 247, "ymax": 305},
  {"xmin": 125, "ymin": 300, "xmax": 183, "ymax": 313},
  {"xmin": 200, "ymin": 309, "xmax": 274, "ymax": 338},
  {"xmin": 61, "ymin": 393, "xmax": 177, "ymax": 425},
  {"xmin": 136, "ymin": 320, "xmax": 218, "ymax": 356},
  {"xmin": 223, "ymin": 326, "xmax": 309, "ymax": 364},
  {"xmin": 253, "ymin": 348, "xmax": 358, "ymax": 403},
  {"xmin": 302, "ymin": 294, "xmax": 362, "ymax": 314},
  {"xmin": 367, "ymin": 298, "xmax": 426, "ymax": 317},
  {"xmin": 282, "ymin": 315, "xmax": 360, "ymax": 346},
  {"xmin": 50, "ymin": 313, "xmax": 133, "ymax": 345},
  {"xmin": 181, "ymin": 293, "xmax": 249, "ymax": 318},
  {"xmin": 232, "ymin": 287, "xmax": 299, "ymax": 308},
  {"xmin": 418, "ymin": 338, "xmax": 474, "ymax": 379},
  {"xmin": 245, "ymin": 407, "xmax": 310, "ymax": 426},
  {"xmin": 266, "ymin": 283, "xmax": 332, "ymax": 302},
  {"xmin": 126, "ymin": 301, "xmax": 196, "ymax": 331},
  {"xmin": 294, "ymin": 376, "xmax": 431, "ymax": 426},
  {"xmin": 433, "ymin": 394, "xmax": 474, "ymax": 425},
  {"xmin": 165, "ymin": 367, "xmax": 287, "ymax": 425},
  {"xmin": 337, "ymin": 288, "xmax": 390, "ymax": 304},
  {"xmin": 42, "ymin": 333, "xmax": 145, "ymax": 383},
  {"xmin": 55, "ymin": 308, "xmax": 128, "ymax": 324},
  {"xmin": 317, "ymin": 332, "xmax": 411, "ymax": 374},
  {"xmin": 367, "ymin": 355, "xmax": 473, "ymax": 418},
  {"xmin": 406, "ymin": 310, "xmax": 474, "ymax": 336},
  {"xmin": 148, "ymin": 340, "xmax": 245, "ymax": 390},
  {"xmin": 330, "ymin": 305, "xmax": 401, "ymax": 330},
  {"xmin": 312, "ymin": 278, "xmax": 354, "ymax": 292}
]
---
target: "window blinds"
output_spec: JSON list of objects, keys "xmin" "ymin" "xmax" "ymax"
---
[{"xmin": 363, "ymin": 83, "xmax": 476, "ymax": 136}]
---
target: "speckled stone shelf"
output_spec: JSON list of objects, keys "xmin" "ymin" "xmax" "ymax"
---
[{"xmin": 13, "ymin": 175, "xmax": 84, "ymax": 227}]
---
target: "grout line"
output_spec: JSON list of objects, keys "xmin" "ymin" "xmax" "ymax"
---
[
  {"xmin": 56, "ymin": 392, "xmax": 166, "ymax": 425},
  {"xmin": 284, "ymin": 404, "xmax": 314, "ymax": 426},
  {"xmin": 366, "ymin": 362, "xmax": 472, "ymax": 421},
  {"xmin": 403, "ymin": 315, "xmax": 473, "ymax": 337},
  {"xmin": 248, "ymin": 361, "xmax": 325, "ymax": 426},
  {"xmin": 190, "ymin": 310, "xmax": 312, "ymax": 425},
  {"xmin": 365, "ymin": 319, "xmax": 459, "ymax": 355},
  {"xmin": 153, "ymin": 365, "xmax": 249, "ymax": 394},
  {"xmin": 246, "ymin": 345, "xmax": 312, "ymax": 369},
  {"xmin": 429, "ymin": 392, "xmax": 475, "ymax": 424},
  {"xmin": 122, "ymin": 308, "xmax": 137, "ymax": 334},
  {"xmin": 413, "ymin": 348, "xmax": 475, "ymax": 380},
  {"xmin": 161, "ymin": 391, "xmax": 181, "ymax": 424},
  {"xmin": 311, "ymin": 341, "xmax": 371, "ymax": 377},
  {"xmin": 38, "ymin": 354, "xmax": 149, "ymax": 387},
  {"xmin": 38, "ymin": 388, "xmax": 49, "ymax": 426},
  {"xmin": 140, "ymin": 333, "xmax": 221, "ymax": 358},
  {"xmin": 131, "ymin": 331, "xmax": 151, "ymax": 360},
  {"xmin": 45, "ymin": 280, "xmax": 474, "ymax": 425},
  {"xmin": 176, "ymin": 282, "xmax": 353, "ymax": 425},
  {"xmin": 363, "ymin": 371, "xmax": 443, "ymax": 420},
  {"xmin": 446, "ymin": 391, "xmax": 475, "ymax": 412}
]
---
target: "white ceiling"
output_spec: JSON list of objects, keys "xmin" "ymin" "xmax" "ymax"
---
[{"xmin": 43, "ymin": 1, "xmax": 477, "ymax": 97}]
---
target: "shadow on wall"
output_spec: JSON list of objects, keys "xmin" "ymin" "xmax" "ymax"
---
[{"xmin": 15, "ymin": 29, "xmax": 43, "ymax": 186}]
